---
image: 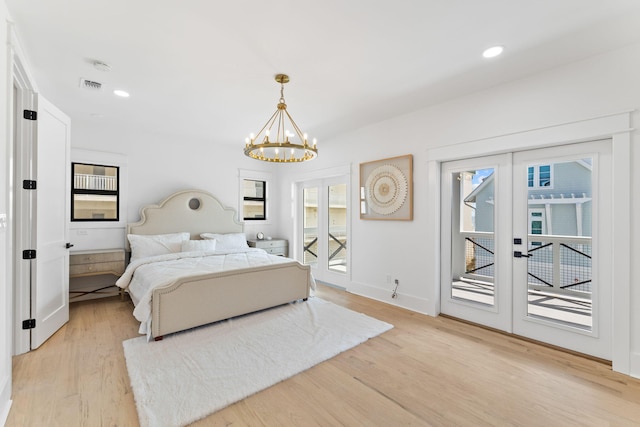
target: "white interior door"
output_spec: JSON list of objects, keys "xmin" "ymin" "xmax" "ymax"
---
[
  {"xmin": 512, "ymin": 140, "xmax": 612, "ymax": 360},
  {"xmin": 31, "ymin": 95, "xmax": 71, "ymax": 349}
]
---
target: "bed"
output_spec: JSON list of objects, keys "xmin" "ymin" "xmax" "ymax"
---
[{"xmin": 116, "ymin": 189, "xmax": 312, "ymax": 341}]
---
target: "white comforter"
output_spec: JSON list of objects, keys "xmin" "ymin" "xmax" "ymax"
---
[{"xmin": 116, "ymin": 248, "xmax": 306, "ymax": 332}]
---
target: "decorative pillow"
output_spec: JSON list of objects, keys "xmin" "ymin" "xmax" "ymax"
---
[
  {"xmin": 128, "ymin": 232, "xmax": 190, "ymax": 262},
  {"xmin": 200, "ymin": 232, "xmax": 249, "ymax": 250},
  {"xmin": 181, "ymin": 239, "xmax": 217, "ymax": 252}
]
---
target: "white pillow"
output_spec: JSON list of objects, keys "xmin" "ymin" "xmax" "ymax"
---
[
  {"xmin": 128, "ymin": 232, "xmax": 190, "ymax": 262},
  {"xmin": 181, "ymin": 239, "xmax": 217, "ymax": 252},
  {"xmin": 200, "ymin": 232, "xmax": 248, "ymax": 250}
]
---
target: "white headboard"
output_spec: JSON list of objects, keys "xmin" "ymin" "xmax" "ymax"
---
[{"xmin": 126, "ymin": 189, "xmax": 243, "ymax": 250}]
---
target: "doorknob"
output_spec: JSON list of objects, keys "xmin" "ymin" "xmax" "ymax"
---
[
  {"xmin": 513, "ymin": 251, "xmax": 531, "ymax": 258},
  {"xmin": 65, "ymin": 242, "xmax": 74, "ymax": 249}
]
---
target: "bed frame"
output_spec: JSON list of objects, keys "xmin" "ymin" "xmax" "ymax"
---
[{"xmin": 126, "ymin": 189, "xmax": 311, "ymax": 340}]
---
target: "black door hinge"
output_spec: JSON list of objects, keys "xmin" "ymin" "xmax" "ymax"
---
[
  {"xmin": 23, "ymin": 180, "xmax": 37, "ymax": 190},
  {"xmin": 22, "ymin": 319, "xmax": 36, "ymax": 329},
  {"xmin": 23, "ymin": 110, "xmax": 37, "ymax": 120},
  {"xmin": 22, "ymin": 249, "xmax": 36, "ymax": 259}
]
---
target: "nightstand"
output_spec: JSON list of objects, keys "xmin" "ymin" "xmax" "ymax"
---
[
  {"xmin": 69, "ymin": 249, "xmax": 126, "ymax": 301},
  {"xmin": 247, "ymin": 238, "xmax": 288, "ymax": 257}
]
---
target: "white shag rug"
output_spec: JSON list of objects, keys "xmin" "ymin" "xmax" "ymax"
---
[{"xmin": 123, "ymin": 297, "xmax": 393, "ymax": 427}]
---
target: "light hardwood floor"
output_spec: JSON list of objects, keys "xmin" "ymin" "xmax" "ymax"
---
[{"xmin": 7, "ymin": 284, "xmax": 640, "ymax": 426}]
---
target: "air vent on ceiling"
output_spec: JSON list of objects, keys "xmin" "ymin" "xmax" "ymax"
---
[{"xmin": 79, "ymin": 78, "xmax": 103, "ymax": 90}]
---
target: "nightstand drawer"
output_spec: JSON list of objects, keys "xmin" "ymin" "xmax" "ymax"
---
[
  {"xmin": 69, "ymin": 249, "xmax": 126, "ymax": 278},
  {"xmin": 258, "ymin": 240, "xmax": 282, "ymax": 248},
  {"xmin": 246, "ymin": 238, "xmax": 288, "ymax": 257},
  {"xmin": 70, "ymin": 261, "xmax": 125, "ymax": 277},
  {"xmin": 70, "ymin": 250, "xmax": 124, "ymax": 265},
  {"xmin": 263, "ymin": 247, "xmax": 286, "ymax": 255}
]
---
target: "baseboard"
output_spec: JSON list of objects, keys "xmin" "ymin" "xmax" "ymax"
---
[
  {"xmin": 629, "ymin": 352, "xmax": 640, "ymax": 379},
  {"xmin": 347, "ymin": 281, "xmax": 433, "ymax": 316},
  {"xmin": 0, "ymin": 372, "xmax": 10, "ymax": 426},
  {"xmin": 0, "ymin": 400, "xmax": 10, "ymax": 427}
]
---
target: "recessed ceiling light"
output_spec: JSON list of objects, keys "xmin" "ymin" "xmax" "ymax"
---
[
  {"xmin": 113, "ymin": 89, "xmax": 130, "ymax": 98},
  {"xmin": 482, "ymin": 45, "xmax": 504, "ymax": 58}
]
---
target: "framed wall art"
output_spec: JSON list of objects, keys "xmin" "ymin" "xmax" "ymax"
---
[{"xmin": 359, "ymin": 154, "xmax": 413, "ymax": 220}]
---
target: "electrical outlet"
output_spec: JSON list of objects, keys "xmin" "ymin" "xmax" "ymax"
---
[
  {"xmin": 77, "ymin": 229, "xmax": 88, "ymax": 235},
  {"xmin": 386, "ymin": 275, "xmax": 391, "ymax": 284}
]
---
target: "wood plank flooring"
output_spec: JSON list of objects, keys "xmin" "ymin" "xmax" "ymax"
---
[{"xmin": 7, "ymin": 284, "xmax": 640, "ymax": 426}]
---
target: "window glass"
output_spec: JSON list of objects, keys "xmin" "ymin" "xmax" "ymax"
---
[
  {"xmin": 539, "ymin": 165, "xmax": 551, "ymax": 187},
  {"xmin": 528, "ymin": 165, "xmax": 553, "ymax": 188},
  {"xmin": 71, "ymin": 162, "xmax": 119, "ymax": 221},
  {"xmin": 243, "ymin": 179, "xmax": 266, "ymax": 220}
]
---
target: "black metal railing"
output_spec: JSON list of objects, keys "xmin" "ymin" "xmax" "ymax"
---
[
  {"xmin": 464, "ymin": 236, "xmax": 494, "ymax": 276},
  {"xmin": 303, "ymin": 233, "xmax": 347, "ymax": 268},
  {"xmin": 526, "ymin": 236, "xmax": 592, "ymax": 296}
]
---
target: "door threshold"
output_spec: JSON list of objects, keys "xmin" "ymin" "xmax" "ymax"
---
[{"xmin": 438, "ymin": 313, "xmax": 611, "ymax": 366}]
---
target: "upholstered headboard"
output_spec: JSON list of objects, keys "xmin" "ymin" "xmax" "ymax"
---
[{"xmin": 126, "ymin": 189, "xmax": 243, "ymax": 250}]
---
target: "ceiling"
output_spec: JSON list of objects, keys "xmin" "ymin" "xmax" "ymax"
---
[{"xmin": 6, "ymin": 0, "xmax": 640, "ymax": 147}]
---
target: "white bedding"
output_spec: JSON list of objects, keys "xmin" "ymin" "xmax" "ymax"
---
[{"xmin": 117, "ymin": 248, "xmax": 312, "ymax": 334}]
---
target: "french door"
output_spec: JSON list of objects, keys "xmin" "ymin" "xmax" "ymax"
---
[
  {"xmin": 298, "ymin": 176, "xmax": 349, "ymax": 287},
  {"xmin": 441, "ymin": 140, "xmax": 612, "ymax": 359},
  {"xmin": 440, "ymin": 154, "xmax": 512, "ymax": 332}
]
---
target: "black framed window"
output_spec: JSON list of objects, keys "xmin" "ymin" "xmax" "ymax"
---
[
  {"xmin": 71, "ymin": 162, "xmax": 119, "ymax": 221},
  {"xmin": 242, "ymin": 179, "xmax": 266, "ymax": 220}
]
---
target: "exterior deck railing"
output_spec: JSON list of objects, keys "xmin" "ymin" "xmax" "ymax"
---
[
  {"xmin": 527, "ymin": 235, "xmax": 591, "ymax": 298},
  {"xmin": 460, "ymin": 232, "xmax": 592, "ymax": 300},
  {"xmin": 74, "ymin": 174, "xmax": 117, "ymax": 191},
  {"xmin": 462, "ymin": 231, "xmax": 495, "ymax": 280},
  {"xmin": 302, "ymin": 230, "xmax": 347, "ymax": 269}
]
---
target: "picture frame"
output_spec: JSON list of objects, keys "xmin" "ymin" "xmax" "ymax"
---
[{"xmin": 359, "ymin": 154, "xmax": 413, "ymax": 220}]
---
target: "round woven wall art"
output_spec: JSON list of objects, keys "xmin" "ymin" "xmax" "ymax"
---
[{"xmin": 365, "ymin": 163, "xmax": 408, "ymax": 215}]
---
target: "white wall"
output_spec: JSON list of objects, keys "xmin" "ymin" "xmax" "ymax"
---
[
  {"xmin": 277, "ymin": 42, "xmax": 640, "ymax": 375},
  {"xmin": 1, "ymin": 2, "xmax": 13, "ymax": 424},
  {"xmin": 70, "ymin": 122, "xmax": 282, "ymax": 246}
]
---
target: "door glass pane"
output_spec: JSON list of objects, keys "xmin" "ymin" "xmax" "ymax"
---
[
  {"xmin": 451, "ymin": 169, "xmax": 495, "ymax": 306},
  {"xmin": 303, "ymin": 188, "xmax": 318, "ymax": 266},
  {"xmin": 327, "ymin": 184, "xmax": 347, "ymax": 273},
  {"xmin": 525, "ymin": 158, "xmax": 592, "ymax": 330}
]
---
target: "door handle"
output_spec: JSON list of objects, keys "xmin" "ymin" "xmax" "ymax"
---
[
  {"xmin": 513, "ymin": 251, "xmax": 531, "ymax": 258},
  {"xmin": 65, "ymin": 242, "xmax": 74, "ymax": 249}
]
